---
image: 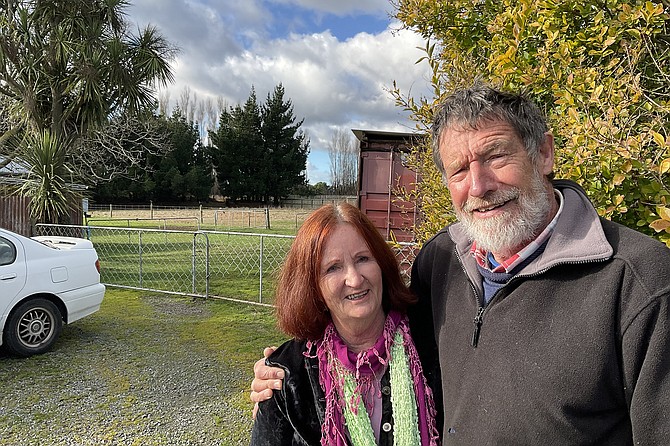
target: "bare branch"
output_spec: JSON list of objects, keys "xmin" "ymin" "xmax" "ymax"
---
[{"xmin": 69, "ymin": 114, "xmax": 170, "ymax": 183}]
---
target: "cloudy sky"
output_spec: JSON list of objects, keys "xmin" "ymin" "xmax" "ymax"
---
[{"xmin": 126, "ymin": 0, "xmax": 431, "ymax": 184}]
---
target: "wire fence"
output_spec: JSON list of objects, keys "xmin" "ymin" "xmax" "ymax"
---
[{"xmin": 35, "ymin": 224, "xmax": 418, "ymax": 307}]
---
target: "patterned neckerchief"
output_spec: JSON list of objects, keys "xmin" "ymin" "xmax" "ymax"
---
[{"xmin": 471, "ymin": 189, "xmax": 564, "ymax": 273}]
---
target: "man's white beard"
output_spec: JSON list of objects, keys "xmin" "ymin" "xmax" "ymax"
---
[{"xmin": 455, "ymin": 172, "xmax": 552, "ymax": 258}]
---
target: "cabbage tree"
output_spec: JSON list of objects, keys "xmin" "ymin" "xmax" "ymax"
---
[{"xmin": 0, "ymin": 0, "xmax": 176, "ymax": 222}]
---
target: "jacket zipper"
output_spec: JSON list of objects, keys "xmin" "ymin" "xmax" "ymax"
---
[
  {"xmin": 471, "ymin": 306, "xmax": 485, "ymax": 347},
  {"xmin": 455, "ymin": 247, "xmax": 487, "ymax": 348}
]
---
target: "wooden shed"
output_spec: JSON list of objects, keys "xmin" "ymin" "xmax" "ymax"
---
[{"xmin": 354, "ymin": 129, "xmax": 422, "ymax": 242}]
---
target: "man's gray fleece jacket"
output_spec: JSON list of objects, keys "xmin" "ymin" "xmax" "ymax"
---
[{"xmin": 408, "ymin": 180, "xmax": 670, "ymax": 445}]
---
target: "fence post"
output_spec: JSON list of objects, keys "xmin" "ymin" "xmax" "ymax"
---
[
  {"xmin": 192, "ymin": 234, "xmax": 197, "ymax": 294},
  {"xmin": 139, "ymin": 231, "xmax": 143, "ymax": 288},
  {"xmin": 205, "ymin": 233, "xmax": 210, "ymax": 298},
  {"xmin": 259, "ymin": 235, "xmax": 264, "ymax": 303}
]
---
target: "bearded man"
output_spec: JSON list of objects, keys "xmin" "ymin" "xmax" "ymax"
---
[{"xmin": 251, "ymin": 85, "xmax": 670, "ymax": 445}]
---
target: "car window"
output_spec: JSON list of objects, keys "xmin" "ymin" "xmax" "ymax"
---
[{"xmin": 0, "ymin": 236, "xmax": 17, "ymax": 266}]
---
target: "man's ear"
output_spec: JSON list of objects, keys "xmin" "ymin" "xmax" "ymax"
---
[{"xmin": 538, "ymin": 132, "xmax": 555, "ymax": 176}]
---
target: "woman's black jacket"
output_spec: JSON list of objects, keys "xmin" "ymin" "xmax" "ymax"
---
[{"xmin": 250, "ymin": 339, "xmax": 398, "ymax": 446}]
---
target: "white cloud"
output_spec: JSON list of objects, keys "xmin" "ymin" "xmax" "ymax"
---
[{"xmin": 217, "ymin": 26, "xmax": 429, "ymax": 125}]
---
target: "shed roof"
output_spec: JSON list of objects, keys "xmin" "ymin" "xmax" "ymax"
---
[
  {"xmin": 351, "ymin": 129, "xmax": 424, "ymax": 153},
  {"xmin": 0, "ymin": 157, "xmax": 29, "ymax": 175},
  {"xmin": 0, "ymin": 157, "xmax": 87, "ymax": 191}
]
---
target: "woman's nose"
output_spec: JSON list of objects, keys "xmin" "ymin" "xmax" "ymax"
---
[{"xmin": 344, "ymin": 264, "xmax": 364, "ymax": 287}]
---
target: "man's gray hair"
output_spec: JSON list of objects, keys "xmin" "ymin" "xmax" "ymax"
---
[{"xmin": 431, "ymin": 84, "xmax": 549, "ymax": 176}]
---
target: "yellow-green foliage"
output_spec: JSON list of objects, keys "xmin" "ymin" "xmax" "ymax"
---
[
  {"xmin": 391, "ymin": 133, "xmax": 455, "ymax": 243},
  {"xmin": 392, "ymin": 0, "xmax": 670, "ymax": 246}
]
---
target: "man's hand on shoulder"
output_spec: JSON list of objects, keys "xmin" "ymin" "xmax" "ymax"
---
[{"xmin": 250, "ymin": 347, "xmax": 285, "ymax": 419}]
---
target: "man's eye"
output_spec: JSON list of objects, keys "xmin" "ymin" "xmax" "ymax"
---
[
  {"xmin": 448, "ymin": 168, "xmax": 466, "ymax": 180},
  {"xmin": 488, "ymin": 153, "xmax": 507, "ymax": 163}
]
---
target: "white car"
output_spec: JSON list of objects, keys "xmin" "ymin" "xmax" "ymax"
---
[{"xmin": 0, "ymin": 228, "xmax": 105, "ymax": 357}]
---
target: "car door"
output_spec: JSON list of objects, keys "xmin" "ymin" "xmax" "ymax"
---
[{"xmin": 0, "ymin": 234, "xmax": 28, "ymax": 318}]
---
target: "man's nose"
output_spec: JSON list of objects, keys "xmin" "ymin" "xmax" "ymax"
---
[{"xmin": 468, "ymin": 162, "xmax": 495, "ymax": 197}]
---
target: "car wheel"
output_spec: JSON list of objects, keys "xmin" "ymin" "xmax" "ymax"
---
[{"xmin": 4, "ymin": 298, "xmax": 63, "ymax": 357}]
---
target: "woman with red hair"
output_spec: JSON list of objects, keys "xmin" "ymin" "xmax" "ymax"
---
[{"xmin": 251, "ymin": 203, "xmax": 439, "ymax": 446}]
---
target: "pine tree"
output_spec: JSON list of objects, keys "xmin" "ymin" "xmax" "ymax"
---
[
  {"xmin": 261, "ymin": 84, "xmax": 310, "ymax": 204},
  {"xmin": 210, "ymin": 85, "xmax": 309, "ymax": 204},
  {"xmin": 210, "ymin": 88, "xmax": 264, "ymax": 202}
]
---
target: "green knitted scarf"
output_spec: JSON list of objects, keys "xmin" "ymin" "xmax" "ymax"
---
[{"xmin": 340, "ymin": 330, "xmax": 421, "ymax": 446}]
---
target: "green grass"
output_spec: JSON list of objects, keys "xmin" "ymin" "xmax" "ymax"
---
[{"xmin": 86, "ymin": 208, "xmax": 304, "ymax": 235}]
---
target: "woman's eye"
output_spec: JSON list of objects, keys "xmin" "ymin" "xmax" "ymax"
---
[{"xmin": 357, "ymin": 256, "xmax": 370, "ymax": 263}]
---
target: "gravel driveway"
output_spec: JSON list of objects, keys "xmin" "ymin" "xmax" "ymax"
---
[{"xmin": 0, "ymin": 290, "xmax": 272, "ymax": 445}]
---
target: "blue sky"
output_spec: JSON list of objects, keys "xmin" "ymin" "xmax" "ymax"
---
[
  {"xmin": 265, "ymin": 3, "xmax": 389, "ymax": 40},
  {"xmin": 126, "ymin": 0, "xmax": 431, "ymax": 184}
]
